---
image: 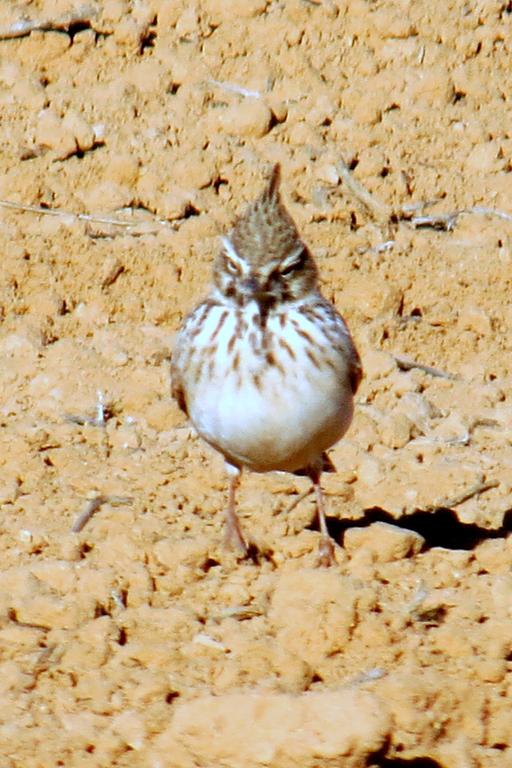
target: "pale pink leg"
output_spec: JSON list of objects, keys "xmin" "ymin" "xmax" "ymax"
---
[
  {"xmin": 223, "ymin": 466, "xmax": 248, "ymax": 556},
  {"xmin": 310, "ymin": 468, "xmax": 336, "ymax": 567}
]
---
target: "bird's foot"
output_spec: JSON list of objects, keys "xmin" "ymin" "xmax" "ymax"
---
[
  {"xmin": 317, "ymin": 535, "xmax": 336, "ymax": 567},
  {"xmin": 223, "ymin": 517, "xmax": 249, "ymax": 558}
]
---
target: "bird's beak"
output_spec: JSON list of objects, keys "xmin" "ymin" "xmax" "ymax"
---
[{"xmin": 242, "ymin": 276, "xmax": 261, "ymax": 294}]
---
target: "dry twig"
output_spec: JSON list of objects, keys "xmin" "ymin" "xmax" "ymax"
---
[
  {"xmin": 0, "ymin": 199, "xmax": 173, "ymax": 236},
  {"xmin": 25, "ymin": 645, "xmax": 60, "ymax": 690},
  {"xmin": 410, "ymin": 427, "xmax": 473, "ymax": 447},
  {"xmin": 407, "ymin": 212, "xmax": 460, "ymax": 231},
  {"xmin": 337, "ymin": 158, "xmax": 391, "ymax": 221},
  {"xmin": 0, "ymin": 4, "xmax": 96, "ymax": 40},
  {"xmin": 423, "ymin": 479, "xmax": 499, "ymax": 513},
  {"xmin": 71, "ymin": 494, "xmax": 133, "ymax": 533},
  {"xmin": 284, "ymin": 486, "xmax": 313, "ymax": 515},
  {"xmin": 468, "ymin": 205, "xmax": 512, "ymax": 223},
  {"xmin": 393, "ymin": 354, "xmax": 459, "ymax": 381},
  {"xmin": 402, "ymin": 204, "xmax": 512, "ymax": 231},
  {"xmin": 210, "ymin": 605, "xmax": 264, "ymax": 621},
  {"xmin": 208, "ymin": 79, "xmax": 262, "ymax": 99}
]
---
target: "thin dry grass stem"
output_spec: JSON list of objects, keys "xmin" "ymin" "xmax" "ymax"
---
[
  {"xmin": 472, "ymin": 417, "xmax": 501, "ymax": 430},
  {"xmin": 0, "ymin": 199, "xmax": 173, "ymax": 235},
  {"xmin": 210, "ymin": 605, "xmax": 264, "ymax": 621},
  {"xmin": 407, "ymin": 212, "xmax": 460, "ymax": 231},
  {"xmin": 393, "ymin": 354, "xmax": 459, "ymax": 381},
  {"xmin": 402, "ymin": 204, "xmax": 512, "ymax": 231},
  {"xmin": 0, "ymin": 4, "xmax": 96, "ymax": 39},
  {"xmin": 192, "ymin": 633, "xmax": 227, "ymax": 651},
  {"xmin": 100, "ymin": 258, "xmax": 124, "ymax": 288},
  {"xmin": 468, "ymin": 205, "xmax": 512, "ymax": 222},
  {"xmin": 24, "ymin": 645, "xmax": 61, "ymax": 690},
  {"xmin": 284, "ymin": 486, "xmax": 313, "ymax": 515},
  {"xmin": 208, "ymin": 79, "xmax": 262, "ymax": 99},
  {"xmin": 423, "ymin": 480, "xmax": 499, "ymax": 514},
  {"xmin": 411, "ymin": 430, "xmax": 474, "ymax": 447},
  {"xmin": 336, "ymin": 158, "xmax": 392, "ymax": 222},
  {"xmin": 71, "ymin": 495, "xmax": 133, "ymax": 534}
]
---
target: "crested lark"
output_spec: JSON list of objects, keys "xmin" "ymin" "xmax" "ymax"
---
[{"xmin": 171, "ymin": 165, "xmax": 362, "ymax": 565}]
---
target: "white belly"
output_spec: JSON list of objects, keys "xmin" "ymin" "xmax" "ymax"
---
[{"xmin": 180, "ymin": 302, "xmax": 354, "ymax": 473}]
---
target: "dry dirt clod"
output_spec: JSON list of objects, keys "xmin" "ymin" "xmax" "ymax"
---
[{"xmin": 344, "ymin": 521, "xmax": 425, "ymax": 563}]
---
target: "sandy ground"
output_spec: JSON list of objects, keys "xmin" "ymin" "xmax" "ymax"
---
[{"xmin": 1, "ymin": 1, "xmax": 512, "ymax": 766}]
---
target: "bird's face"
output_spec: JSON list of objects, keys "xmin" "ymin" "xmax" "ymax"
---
[
  {"xmin": 212, "ymin": 165, "xmax": 319, "ymax": 309},
  {"xmin": 213, "ymin": 235, "xmax": 318, "ymax": 308}
]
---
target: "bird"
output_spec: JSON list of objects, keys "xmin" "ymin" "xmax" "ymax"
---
[{"xmin": 171, "ymin": 164, "xmax": 362, "ymax": 565}]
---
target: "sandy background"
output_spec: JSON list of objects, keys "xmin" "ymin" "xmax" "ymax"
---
[{"xmin": 1, "ymin": 0, "xmax": 512, "ymax": 766}]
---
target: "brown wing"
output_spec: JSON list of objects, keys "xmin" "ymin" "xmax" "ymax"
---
[
  {"xmin": 348, "ymin": 348, "xmax": 363, "ymax": 395},
  {"xmin": 335, "ymin": 306, "xmax": 363, "ymax": 395},
  {"xmin": 170, "ymin": 298, "xmax": 220, "ymax": 419},
  {"xmin": 299, "ymin": 300, "xmax": 363, "ymax": 396},
  {"xmin": 170, "ymin": 347, "xmax": 188, "ymax": 417}
]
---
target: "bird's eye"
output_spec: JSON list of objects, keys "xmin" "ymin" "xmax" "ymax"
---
[
  {"xmin": 280, "ymin": 261, "xmax": 298, "ymax": 276},
  {"xmin": 220, "ymin": 237, "xmax": 243, "ymax": 276},
  {"xmin": 280, "ymin": 248, "xmax": 306, "ymax": 276},
  {"xmin": 225, "ymin": 257, "xmax": 241, "ymax": 275}
]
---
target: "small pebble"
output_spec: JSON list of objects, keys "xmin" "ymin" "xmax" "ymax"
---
[
  {"xmin": 35, "ymin": 108, "xmax": 76, "ymax": 159},
  {"xmin": 466, "ymin": 141, "xmax": 500, "ymax": 174},
  {"xmin": 344, "ymin": 521, "xmax": 425, "ymax": 562},
  {"xmin": 457, "ymin": 305, "xmax": 492, "ymax": 335},
  {"xmin": 396, "ymin": 392, "xmax": 433, "ymax": 433},
  {"xmin": 62, "ymin": 110, "xmax": 96, "ymax": 153},
  {"xmin": 316, "ymin": 163, "xmax": 340, "ymax": 185},
  {"xmin": 363, "ymin": 350, "xmax": 396, "ymax": 380},
  {"xmin": 380, "ymin": 412, "xmax": 413, "ymax": 449},
  {"xmin": 357, "ymin": 455, "xmax": 384, "ymax": 486},
  {"xmin": 218, "ymin": 100, "xmax": 273, "ymax": 138}
]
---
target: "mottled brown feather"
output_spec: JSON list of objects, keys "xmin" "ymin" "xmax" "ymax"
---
[
  {"xmin": 349, "ymin": 356, "xmax": 363, "ymax": 395},
  {"xmin": 170, "ymin": 358, "xmax": 188, "ymax": 416}
]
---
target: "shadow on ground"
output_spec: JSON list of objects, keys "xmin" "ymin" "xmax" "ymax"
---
[{"xmin": 309, "ymin": 506, "xmax": 512, "ymax": 551}]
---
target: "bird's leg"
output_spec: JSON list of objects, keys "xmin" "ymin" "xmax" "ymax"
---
[
  {"xmin": 309, "ymin": 466, "xmax": 336, "ymax": 567},
  {"xmin": 223, "ymin": 465, "xmax": 248, "ymax": 556}
]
